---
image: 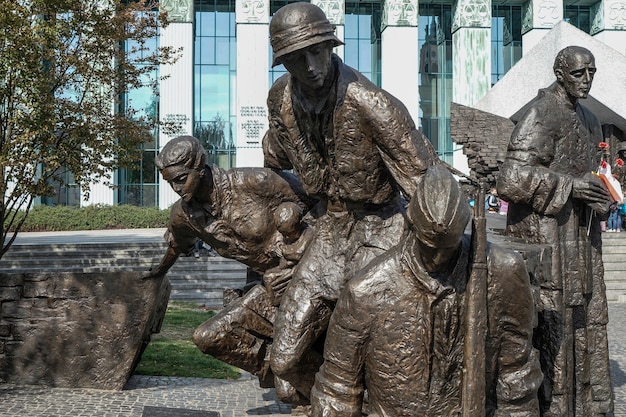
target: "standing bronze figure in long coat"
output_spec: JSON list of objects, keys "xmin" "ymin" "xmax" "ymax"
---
[{"xmin": 496, "ymin": 46, "xmax": 613, "ymax": 416}]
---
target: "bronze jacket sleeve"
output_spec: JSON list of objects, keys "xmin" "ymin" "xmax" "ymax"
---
[
  {"xmin": 496, "ymin": 104, "xmax": 573, "ymax": 217},
  {"xmin": 359, "ymin": 87, "xmax": 441, "ymax": 200}
]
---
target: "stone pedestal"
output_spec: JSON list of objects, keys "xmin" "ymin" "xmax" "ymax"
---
[{"xmin": 0, "ymin": 272, "xmax": 171, "ymax": 390}]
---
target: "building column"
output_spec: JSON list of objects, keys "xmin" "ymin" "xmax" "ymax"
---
[
  {"xmin": 451, "ymin": 0, "xmax": 491, "ymax": 173},
  {"xmin": 235, "ymin": 0, "xmax": 270, "ymax": 168},
  {"xmin": 521, "ymin": 0, "xmax": 562, "ymax": 55},
  {"xmin": 380, "ymin": 0, "xmax": 420, "ymax": 123},
  {"xmin": 83, "ymin": 0, "xmax": 118, "ymax": 207},
  {"xmin": 312, "ymin": 0, "xmax": 345, "ymax": 60},
  {"xmin": 158, "ymin": 0, "xmax": 194, "ymax": 209},
  {"xmin": 591, "ymin": 0, "xmax": 626, "ymax": 56}
]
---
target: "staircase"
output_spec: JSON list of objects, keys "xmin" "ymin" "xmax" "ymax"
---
[
  {"xmin": 2, "ymin": 228, "xmax": 624, "ymax": 306},
  {"xmin": 602, "ymin": 231, "xmax": 626, "ymax": 302},
  {"xmin": 0, "ymin": 241, "xmax": 247, "ymax": 308}
]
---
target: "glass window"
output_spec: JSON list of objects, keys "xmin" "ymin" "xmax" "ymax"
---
[
  {"xmin": 117, "ymin": 149, "xmax": 159, "ymax": 207},
  {"xmin": 344, "ymin": 14, "xmax": 358, "ymax": 38},
  {"xmin": 216, "ymin": 11, "xmax": 230, "ymax": 36},
  {"xmin": 344, "ymin": 42, "xmax": 358, "ymax": 66},
  {"xmin": 418, "ymin": 4, "xmax": 453, "ymax": 163},
  {"xmin": 565, "ymin": 6, "xmax": 591, "ymax": 34},
  {"xmin": 199, "ymin": 39, "xmax": 216, "ymax": 65},
  {"xmin": 195, "ymin": 65, "xmax": 230, "ymax": 121},
  {"xmin": 358, "ymin": 39, "xmax": 372, "ymax": 72},
  {"xmin": 116, "ymin": 17, "xmax": 160, "ymax": 207},
  {"xmin": 216, "ymin": 37, "xmax": 230, "ymax": 65},
  {"xmin": 41, "ymin": 169, "xmax": 80, "ymax": 207},
  {"xmin": 343, "ymin": 1, "xmax": 381, "ymax": 85},
  {"xmin": 196, "ymin": 11, "xmax": 215, "ymax": 36},
  {"xmin": 194, "ymin": 0, "xmax": 237, "ymax": 169},
  {"xmin": 491, "ymin": 5, "xmax": 522, "ymax": 85}
]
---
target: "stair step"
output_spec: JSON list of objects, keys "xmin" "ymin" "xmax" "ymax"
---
[
  {"xmin": 6, "ymin": 232, "xmax": 624, "ymax": 308},
  {"xmin": 2, "ymin": 241, "xmax": 247, "ymax": 308}
]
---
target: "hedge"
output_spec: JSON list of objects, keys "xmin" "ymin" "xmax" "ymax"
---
[{"xmin": 6, "ymin": 205, "xmax": 170, "ymax": 232}]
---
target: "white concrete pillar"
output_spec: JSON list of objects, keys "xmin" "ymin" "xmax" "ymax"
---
[
  {"xmin": 83, "ymin": 178, "xmax": 114, "ymax": 206},
  {"xmin": 591, "ymin": 0, "xmax": 626, "ymax": 57},
  {"xmin": 235, "ymin": 0, "xmax": 270, "ymax": 168},
  {"xmin": 521, "ymin": 0, "xmax": 563, "ymax": 55},
  {"xmin": 451, "ymin": 0, "xmax": 491, "ymax": 174},
  {"xmin": 312, "ymin": 0, "xmax": 346, "ymax": 60},
  {"xmin": 158, "ymin": 0, "xmax": 194, "ymax": 209},
  {"xmin": 380, "ymin": 0, "xmax": 420, "ymax": 123},
  {"xmin": 83, "ymin": 0, "xmax": 119, "ymax": 207}
]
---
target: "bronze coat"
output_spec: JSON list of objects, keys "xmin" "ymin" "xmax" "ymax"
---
[
  {"xmin": 263, "ymin": 54, "xmax": 439, "ymax": 206},
  {"xmin": 311, "ymin": 235, "xmax": 542, "ymax": 417},
  {"xmin": 496, "ymin": 83, "xmax": 613, "ymax": 415}
]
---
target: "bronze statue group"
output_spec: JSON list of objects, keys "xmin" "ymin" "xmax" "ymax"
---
[{"xmin": 147, "ymin": 3, "xmax": 614, "ymax": 416}]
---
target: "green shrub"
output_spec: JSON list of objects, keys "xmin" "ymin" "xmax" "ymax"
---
[{"xmin": 6, "ymin": 204, "xmax": 170, "ymax": 232}]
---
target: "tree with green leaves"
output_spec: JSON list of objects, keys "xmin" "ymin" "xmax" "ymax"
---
[{"xmin": 0, "ymin": 0, "xmax": 179, "ymax": 257}]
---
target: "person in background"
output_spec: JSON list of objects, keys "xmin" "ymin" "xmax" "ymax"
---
[
  {"xmin": 607, "ymin": 200, "xmax": 623, "ymax": 232},
  {"xmin": 485, "ymin": 187, "xmax": 500, "ymax": 213}
]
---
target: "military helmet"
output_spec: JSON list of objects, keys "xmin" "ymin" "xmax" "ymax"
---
[
  {"xmin": 407, "ymin": 164, "xmax": 471, "ymax": 248},
  {"xmin": 269, "ymin": 2, "xmax": 343, "ymax": 67}
]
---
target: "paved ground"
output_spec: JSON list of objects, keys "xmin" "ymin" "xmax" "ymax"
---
[
  {"xmin": 1, "ymin": 223, "xmax": 625, "ymax": 416},
  {"xmin": 0, "ymin": 302, "xmax": 624, "ymax": 417},
  {"xmin": 607, "ymin": 303, "xmax": 626, "ymax": 416},
  {"xmin": 7, "ymin": 228, "xmax": 167, "ymax": 246},
  {"xmin": 0, "ymin": 372, "xmax": 291, "ymax": 417}
]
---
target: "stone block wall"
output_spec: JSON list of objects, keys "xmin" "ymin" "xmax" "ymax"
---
[
  {"xmin": 450, "ymin": 102, "xmax": 515, "ymax": 187},
  {"xmin": 0, "ymin": 271, "xmax": 170, "ymax": 390}
]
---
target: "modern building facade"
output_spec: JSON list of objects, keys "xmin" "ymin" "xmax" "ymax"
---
[{"xmin": 59, "ymin": 0, "xmax": 626, "ymax": 209}]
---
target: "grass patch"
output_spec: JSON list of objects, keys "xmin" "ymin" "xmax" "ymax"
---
[{"xmin": 135, "ymin": 302, "xmax": 241, "ymax": 379}]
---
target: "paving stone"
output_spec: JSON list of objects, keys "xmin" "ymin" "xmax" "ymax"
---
[
  {"xmin": 0, "ymin": 303, "xmax": 625, "ymax": 416},
  {"xmin": 142, "ymin": 406, "xmax": 219, "ymax": 417}
]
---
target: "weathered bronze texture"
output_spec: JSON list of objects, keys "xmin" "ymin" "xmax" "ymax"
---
[
  {"xmin": 151, "ymin": 135, "xmax": 316, "ymax": 385},
  {"xmin": 263, "ymin": 2, "xmax": 441, "ymax": 403},
  {"xmin": 151, "ymin": 135, "xmax": 314, "ymax": 278},
  {"xmin": 310, "ymin": 165, "xmax": 542, "ymax": 416},
  {"xmin": 150, "ymin": 6, "xmax": 597, "ymax": 417},
  {"xmin": 496, "ymin": 46, "xmax": 614, "ymax": 415}
]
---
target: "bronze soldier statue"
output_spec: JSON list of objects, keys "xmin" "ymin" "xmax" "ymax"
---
[
  {"xmin": 497, "ymin": 46, "xmax": 614, "ymax": 416},
  {"xmin": 148, "ymin": 135, "xmax": 314, "ymax": 387},
  {"xmin": 148, "ymin": 135, "xmax": 312, "ymax": 278},
  {"xmin": 311, "ymin": 165, "xmax": 542, "ymax": 416},
  {"xmin": 262, "ymin": 2, "xmax": 440, "ymax": 404}
]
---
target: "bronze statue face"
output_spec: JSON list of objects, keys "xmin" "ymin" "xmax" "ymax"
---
[
  {"xmin": 555, "ymin": 50, "xmax": 596, "ymax": 100},
  {"xmin": 416, "ymin": 239, "xmax": 461, "ymax": 273},
  {"xmin": 280, "ymin": 41, "xmax": 333, "ymax": 90},
  {"xmin": 160, "ymin": 164, "xmax": 203, "ymax": 203}
]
